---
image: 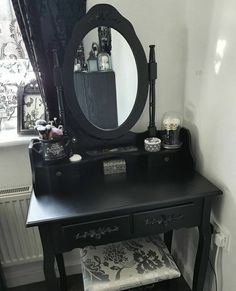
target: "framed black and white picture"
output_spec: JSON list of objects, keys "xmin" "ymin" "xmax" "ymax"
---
[{"xmin": 17, "ymin": 79, "xmax": 46, "ymax": 135}]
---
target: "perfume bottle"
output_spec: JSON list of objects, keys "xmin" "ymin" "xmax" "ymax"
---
[
  {"xmin": 74, "ymin": 43, "xmax": 86, "ymax": 72},
  {"xmin": 87, "ymin": 42, "xmax": 99, "ymax": 72}
]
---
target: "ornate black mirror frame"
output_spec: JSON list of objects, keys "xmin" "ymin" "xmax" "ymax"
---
[{"xmin": 63, "ymin": 4, "xmax": 148, "ymax": 140}]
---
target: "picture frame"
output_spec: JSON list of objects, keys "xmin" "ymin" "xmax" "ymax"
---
[
  {"xmin": 98, "ymin": 52, "xmax": 112, "ymax": 71},
  {"xmin": 17, "ymin": 79, "xmax": 46, "ymax": 135}
]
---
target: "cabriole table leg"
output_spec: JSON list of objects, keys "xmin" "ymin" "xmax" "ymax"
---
[
  {"xmin": 193, "ymin": 198, "xmax": 212, "ymax": 291},
  {"xmin": 56, "ymin": 253, "xmax": 67, "ymax": 291},
  {"xmin": 39, "ymin": 226, "xmax": 61, "ymax": 291}
]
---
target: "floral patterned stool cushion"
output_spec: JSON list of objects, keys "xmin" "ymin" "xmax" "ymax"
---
[{"xmin": 80, "ymin": 235, "xmax": 181, "ymax": 291}]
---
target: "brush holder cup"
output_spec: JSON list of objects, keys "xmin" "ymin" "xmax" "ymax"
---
[
  {"xmin": 161, "ymin": 112, "xmax": 183, "ymax": 150},
  {"xmin": 31, "ymin": 136, "xmax": 72, "ymax": 164}
]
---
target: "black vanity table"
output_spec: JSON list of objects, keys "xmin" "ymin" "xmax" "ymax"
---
[
  {"xmin": 26, "ymin": 4, "xmax": 222, "ymax": 291},
  {"xmin": 26, "ymin": 167, "xmax": 222, "ymax": 291},
  {"xmin": 27, "ymin": 135, "xmax": 222, "ymax": 291}
]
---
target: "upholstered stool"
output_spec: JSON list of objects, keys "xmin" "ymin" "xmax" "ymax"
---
[{"xmin": 80, "ymin": 235, "xmax": 180, "ymax": 291}]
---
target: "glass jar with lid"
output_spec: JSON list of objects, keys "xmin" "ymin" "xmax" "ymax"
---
[{"xmin": 161, "ymin": 111, "xmax": 183, "ymax": 149}]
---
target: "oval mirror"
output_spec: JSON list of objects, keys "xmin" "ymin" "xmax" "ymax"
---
[
  {"xmin": 73, "ymin": 27, "xmax": 138, "ymax": 130},
  {"xmin": 63, "ymin": 4, "xmax": 148, "ymax": 139}
]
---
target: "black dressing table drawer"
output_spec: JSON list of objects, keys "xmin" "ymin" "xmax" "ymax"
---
[
  {"xmin": 61, "ymin": 215, "xmax": 131, "ymax": 249},
  {"xmin": 133, "ymin": 201, "xmax": 202, "ymax": 236}
]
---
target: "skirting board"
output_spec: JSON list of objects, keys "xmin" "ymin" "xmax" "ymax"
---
[{"xmin": 4, "ymin": 252, "xmax": 81, "ymax": 288}]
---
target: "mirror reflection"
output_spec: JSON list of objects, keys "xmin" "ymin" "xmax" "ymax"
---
[{"xmin": 73, "ymin": 27, "xmax": 138, "ymax": 130}]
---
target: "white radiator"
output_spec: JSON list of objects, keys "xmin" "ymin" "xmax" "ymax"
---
[{"xmin": 0, "ymin": 186, "xmax": 43, "ymax": 266}]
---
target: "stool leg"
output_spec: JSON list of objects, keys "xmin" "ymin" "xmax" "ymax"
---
[
  {"xmin": 56, "ymin": 253, "xmax": 67, "ymax": 291},
  {"xmin": 164, "ymin": 230, "xmax": 173, "ymax": 252},
  {"xmin": 0, "ymin": 263, "xmax": 7, "ymax": 291}
]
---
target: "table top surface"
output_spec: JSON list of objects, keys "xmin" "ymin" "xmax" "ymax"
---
[{"xmin": 26, "ymin": 171, "xmax": 222, "ymax": 227}]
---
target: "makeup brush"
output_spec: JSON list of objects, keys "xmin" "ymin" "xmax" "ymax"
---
[
  {"xmin": 35, "ymin": 119, "xmax": 47, "ymax": 127},
  {"xmin": 36, "ymin": 125, "xmax": 47, "ymax": 140}
]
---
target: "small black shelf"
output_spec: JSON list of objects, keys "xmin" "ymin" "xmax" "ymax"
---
[
  {"xmin": 33, "ymin": 146, "xmax": 184, "ymax": 169},
  {"xmin": 29, "ymin": 127, "xmax": 193, "ymax": 168},
  {"xmin": 29, "ymin": 128, "xmax": 195, "ymax": 197}
]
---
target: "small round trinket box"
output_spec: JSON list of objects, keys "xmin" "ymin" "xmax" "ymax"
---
[{"xmin": 144, "ymin": 137, "xmax": 161, "ymax": 152}]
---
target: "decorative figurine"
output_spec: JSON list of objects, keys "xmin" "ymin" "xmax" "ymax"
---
[
  {"xmin": 74, "ymin": 43, "xmax": 88, "ymax": 72},
  {"xmin": 92, "ymin": 42, "xmax": 99, "ymax": 57},
  {"xmin": 87, "ymin": 42, "xmax": 99, "ymax": 72}
]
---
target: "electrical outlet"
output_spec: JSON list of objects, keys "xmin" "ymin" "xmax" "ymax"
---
[{"xmin": 212, "ymin": 221, "xmax": 230, "ymax": 251}]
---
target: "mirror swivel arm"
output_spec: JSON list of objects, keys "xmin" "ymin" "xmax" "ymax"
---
[
  {"xmin": 52, "ymin": 49, "xmax": 67, "ymax": 133},
  {"xmin": 148, "ymin": 45, "xmax": 157, "ymax": 137}
]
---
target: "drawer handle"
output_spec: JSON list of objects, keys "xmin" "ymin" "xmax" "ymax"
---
[
  {"xmin": 145, "ymin": 213, "xmax": 184, "ymax": 226},
  {"xmin": 75, "ymin": 226, "xmax": 119, "ymax": 240}
]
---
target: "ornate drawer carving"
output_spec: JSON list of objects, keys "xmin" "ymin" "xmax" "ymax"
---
[
  {"xmin": 145, "ymin": 213, "xmax": 184, "ymax": 226},
  {"xmin": 133, "ymin": 201, "xmax": 202, "ymax": 236},
  {"xmin": 61, "ymin": 215, "xmax": 131, "ymax": 249}
]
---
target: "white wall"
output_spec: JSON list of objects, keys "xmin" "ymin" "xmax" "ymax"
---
[
  {"xmin": 182, "ymin": 0, "xmax": 236, "ymax": 290},
  {"xmin": 87, "ymin": 0, "xmax": 188, "ymax": 131},
  {"xmin": 0, "ymin": 144, "xmax": 32, "ymax": 189}
]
